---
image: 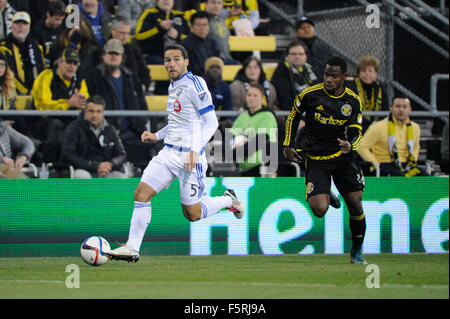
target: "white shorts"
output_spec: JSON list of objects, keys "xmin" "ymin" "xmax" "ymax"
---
[{"xmin": 140, "ymin": 145, "xmax": 208, "ymax": 205}]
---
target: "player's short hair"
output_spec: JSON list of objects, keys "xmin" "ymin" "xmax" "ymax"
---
[
  {"xmin": 326, "ymin": 56, "xmax": 348, "ymax": 74},
  {"xmin": 86, "ymin": 95, "xmax": 106, "ymax": 109},
  {"xmin": 164, "ymin": 44, "xmax": 189, "ymax": 59},
  {"xmin": 47, "ymin": 0, "xmax": 66, "ymax": 16},
  {"xmin": 190, "ymin": 10, "xmax": 211, "ymax": 25}
]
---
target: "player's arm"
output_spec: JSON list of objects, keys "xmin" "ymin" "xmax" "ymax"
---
[
  {"xmin": 347, "ymin": 107, "xmax": 363, "ymax": 151},
  {"xmin": 282, "ymin": 95, "xmax": 304, "ymax": 163}
]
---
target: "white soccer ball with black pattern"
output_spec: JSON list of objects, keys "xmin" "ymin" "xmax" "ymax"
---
[{"xmin": 80, "ymin": 236, "xmax": 111, "ymax": 266}]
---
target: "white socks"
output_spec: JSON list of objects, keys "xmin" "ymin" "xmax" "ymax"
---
[
  {"xmin": 126, "ymin": 201, "xmax": 152, "ymax": 252},
  {"xmin": 200, "ymin": 196, "xmax": 233, "ymax": 219}
]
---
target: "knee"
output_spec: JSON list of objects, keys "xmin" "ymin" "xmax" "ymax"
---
[
  {"xmin": 309, "ymin": 203, "xmax": 328, "ymax": 218},
  {"xmin": 182, "ymin": 206, "xmax": 201, "ymax": 222},
  {"xmin": 134, "ymin": 188, "xmax": 151, "ymax": 202}
]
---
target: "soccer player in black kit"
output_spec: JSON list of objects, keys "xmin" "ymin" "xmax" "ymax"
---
[{"xmin": 283, "ymin": 56, "xmax": 367, "ymax": 264}]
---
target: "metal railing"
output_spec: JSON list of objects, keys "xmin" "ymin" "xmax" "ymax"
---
[{"xmin": 1, "ymin": 110, "xmax": 448, "ymax": 118}]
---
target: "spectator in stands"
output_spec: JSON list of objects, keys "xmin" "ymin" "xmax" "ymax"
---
[
  {"xmin": 83, "ymin": 16, "xmax": 152, "ymax": 92},
  {"xmin": 230, "ymin": 55, "xmax": 277, "ymax": 110},
  {"xmin": 61, "ymin": 95, "xmax": 128, "ymax": 179},
  {"xmin": 204, "ymin": 56, "xmax": 232, "ymax": 127},
  {"xmin": 30, "ymin": 0, "xmax": 66, "ymax": 67},
  {"xmin": 118, "ymin": 0, "xmax": 155, "ymax": 34},
  {"xmin": 48, "ymin": 19, "xmax": 99, "ymax": 75},
  {"xmin": 357, "ymin": 97, "xmax": 426, "ymax": 176},
  {"xmin": 78, "ymin": 0, "xmax": 113, "ymax": 46},
  {"xmin": 230, "ymin": 83, "xmax": 277, "ymax": 177},
  {"xmin": 181, "ymin": 11, "xmax": 220, "ymax": 77},
  {"xmin": 204, "ymin": 0, "xmax": 240, "ymax": 65},
  {"xmin": 0, "ymin": 0, "xmax": 15, "ymax": 41},
  {"xmin": 31, "ymin": 48, "xmax": 89, "ymax": 144},
  {"xmin": 441, "ymin": 120, "xmax": 449, "ymax": 174},
  {"xmin": 0, "ymin": 52, "xmax": 28, "ymax": 135},
  {"xmin": 0, "ymin": 11, "xmax": 45, "ymax": 95},
  {"xmin": 345, "ymin": 55, "xmax": 388, "ymax": 133},
  {"xmin": 222, "ymin": 0, "xmax": 259, "ymax": 34},
  {"xmin": 135, "ymin": 0, "xmax": 190, "ymax": 65},
  {"xmin": 296, "ymin": 16, "xmax": 333, "ymax": 77},
  {"xmin": 0, "ymin": 118, "xmax": 35, "ymax": 178},
  {"xmin": 271, "ymin": 40, "xmax": 319, "ymax": 111},
  {"xmin": 86, "ymin": 39, "xmax": 151, "ymax": 165}
]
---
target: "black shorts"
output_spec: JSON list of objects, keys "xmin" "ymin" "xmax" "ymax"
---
[{"xmin": 304, "ymin": 153, "xmax": 365, "ymax": 200}]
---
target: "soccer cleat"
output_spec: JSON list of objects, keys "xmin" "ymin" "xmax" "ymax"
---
[
  {"xmin": 224, "ymin": 189, "xmax": 244, "ymax": 219},
  {"xmin": 329, "ymin": 191, "xmax": 341, "ymax": 209},
  {"xmin": 350, "ymin": 248, "xmax": 367, "ymax": 264},
  {"xmin": 107, "ymin": 244, "xmax": 140, "ymax": 263}
]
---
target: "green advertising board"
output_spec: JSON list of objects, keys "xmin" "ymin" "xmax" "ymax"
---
[{"xmin": 0, "ymin": 177, "xmax": 448, "ymax": 257}]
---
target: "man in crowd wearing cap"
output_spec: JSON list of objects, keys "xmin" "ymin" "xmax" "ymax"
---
[
  {"xmin": 31, "ymin": 47, "xmax": 89, "ymax": 144},
  {"xmin": 86, "ymin": 38, "xmax": 151, "ymax": 166},
  {"xmin": 296, "ymin": 16, "xmax": 333, "ymax": 77},
  {"xmin": 82, "ymin": 15, "xmax": 152, "ymax": 92},
  {"xmin": 0, "ymin": 11, "xmax": 45, "ymax": 95},
  {"xmin": 181, "ymin": 11, "xmax": 220, "ymax": 77}
]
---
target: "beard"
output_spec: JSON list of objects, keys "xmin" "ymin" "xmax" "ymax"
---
[{"xmin": 105, "ymin": 63, "xmax": 120, "ymax": 74}]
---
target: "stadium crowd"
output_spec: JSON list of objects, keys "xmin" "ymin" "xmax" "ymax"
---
[{"xmin": 0, "ymin": 0, "xmax": 446, "ymax": 179}]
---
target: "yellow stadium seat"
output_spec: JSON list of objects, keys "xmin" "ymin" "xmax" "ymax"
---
[
  {"xmin": 228, "ymin": 36, "xmax": 276, "ymax": 52},
  {"xmin": 15, "ymin": 95, "xmax": 33, "ymax": 110},
  {"xmin": 145, "ymin": 95, "xmax": 167, "ymax": 111},
  {"xmin": 148, "ymin": 64, "xmax": 169, "ymax": 81},
  {"xmin": 222, "ymin": 64, "xmax": 278, "ymax": 81}
]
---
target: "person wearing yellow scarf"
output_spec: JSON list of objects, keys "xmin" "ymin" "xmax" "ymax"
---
[{"xmin": 357, "ymin": 97, "xmax": 425, "ymax": 176}]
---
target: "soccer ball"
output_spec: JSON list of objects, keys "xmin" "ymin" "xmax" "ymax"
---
[{"xmin": 80, "ymin": 236, "xmax": 111, "ymax": 266}]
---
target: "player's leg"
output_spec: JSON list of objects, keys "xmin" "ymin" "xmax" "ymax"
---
[
  {"xmin": 179, "ymin": 159, "xmax": 243, "ymax": 221},
  {"xmin": 305, "ymin": 159, "xmax": 332, "ymax": 217},
  {"xmin": 109, "ymin": 150, "xmax": 175, "ymax": 262},
  {"xmin": 333, "ymin": 156, "xmax": 367, "ymax": 264}
]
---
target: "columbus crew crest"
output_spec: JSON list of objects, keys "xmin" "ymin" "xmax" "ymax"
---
[
  {"xmin": 306, "ymin": 182, "xmax": 314, "ymax": 194},
  {"xmin": 341, "ymin": 104, "xmax": 352, "ymax": 116}
]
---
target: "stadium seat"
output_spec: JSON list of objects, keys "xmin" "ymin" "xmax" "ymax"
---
[
  {"xmin": 145, "ymin": 95, "xmax": 167, "ymax": 111},
  {"xmin": 148, "ymin": 63, "xmax": 277, "ymax": 82},
  {"xmin": 228, "ymin": 36, "xmax": 276, "ymax": 52},
  {"xmin": 15, "ymin": 95, "xmax": 33, "ymax": 110}
]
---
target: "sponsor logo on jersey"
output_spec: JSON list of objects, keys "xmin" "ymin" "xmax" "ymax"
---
[
  {"xmin": 314, "ymin": 113, "xmax": 347, "ymax": 126},
  {"xmin": 174, "ymin": 100, "xmax": 182, "ymax": 112}
]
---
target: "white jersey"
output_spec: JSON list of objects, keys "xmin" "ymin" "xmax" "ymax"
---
[{"xmin": 163, "ymin": 72, "xmax": 214, "ymax": 151}]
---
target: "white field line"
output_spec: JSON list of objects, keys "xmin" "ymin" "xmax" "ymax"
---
[{"xmin": 0, "ymin": 279, "xmax": 447, "ymax": 290}]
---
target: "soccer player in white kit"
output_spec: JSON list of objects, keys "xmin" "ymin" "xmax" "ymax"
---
[{"xmin": 108, "ymin": 44, "xmax": 243, "ymax": 262}]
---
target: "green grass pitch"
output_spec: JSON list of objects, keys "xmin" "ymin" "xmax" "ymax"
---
[{"xmin": 0, "ymin": 254, "xmax": 447, "ymax": 299}]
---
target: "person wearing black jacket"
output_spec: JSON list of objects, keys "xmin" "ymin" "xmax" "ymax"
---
[
  {"xmin": 181, "ymin": 10, "xmax": 220, "ymax": 77},
  {"xmin": 86, "ymin": 39, "xmax": 152, "ymax": 165},
  {"xmin": 60, "ymin": 95, "xmax": 127, "ymax": 179},
  {"xmin": 296, "ymin": 16, "xmax": 333, "ymax": 78},
  {"xmin": 0, "ymin": 11, "xmax": 45, "ymax": 95},
  {"xmin": 271, "ymin": 40, "xmax": 319, "ymax": 111}
]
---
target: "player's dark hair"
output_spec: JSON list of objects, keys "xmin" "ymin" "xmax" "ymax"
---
[
  {"xmin": 86, "ymin": 95, "xmax": 106, "ymax": 108},
  {"xmin": 326, "ymin": 56, "xmax": 348, "ymax": 74},
  {"xmin": 164, "ymin": 44, "xmax": 189, "ymax": 59},
  {"xmin": 47, "ymin": 0, "xmax": 66, "ymax": 16},
  {"xmin": 190, "ymin": 10, "xmax": 211, "ymax": 25}
]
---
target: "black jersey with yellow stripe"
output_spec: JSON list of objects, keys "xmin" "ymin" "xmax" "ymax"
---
[
  {"xmin": 135, "ymin": 7, "xmax": 190, "ymax": 56},
  {"xmin": 283, "ymin": 83, "xmax": 363, "ymax": 159}
]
